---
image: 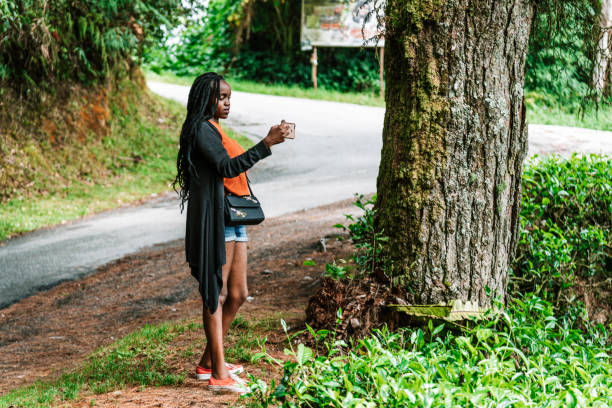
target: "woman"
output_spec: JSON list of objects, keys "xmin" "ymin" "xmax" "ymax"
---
[{"xmin": 174, "ymin": 72, "xmax": 287, "ymax": 393}]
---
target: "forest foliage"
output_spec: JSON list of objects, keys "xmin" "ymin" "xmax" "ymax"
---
[
  {"xmin": 0, "ymin": 0, "xmax": 186, "ymax": 93},
  {"xmin": 143, "ymin": 0, "xmax": 610, "ymax": 106},
  {"xmin": 512, "ymin": 155, "xmax": 611, "ymax": 315},
  {"xmin": 2, "ymin": 0, "xmax": 607, "ymax": 104},
  {"xmin": 145, "ymin": 0, "xmax": 382, "ymax": 93}
]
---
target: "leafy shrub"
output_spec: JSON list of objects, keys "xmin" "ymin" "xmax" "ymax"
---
[
  {"xmin": 249, "ymin": 295, "xmax": 611, "ymax": 407},
  {"xmin": 144, "ymin": 0, "xmax": 243, "ymax": 76},
  {"xmin": 526, "ymin": 0, "xmax": 604, "ymax": 107},
  {"xmin": 512, "ymin": 155, "xmax": 611, "ymax": 308},
  {"xmin": 144, "ymin": 0, "xmax": 382, "ymax": 94},
  {"xmin": 230, "ymin": 47, "xmax": 381, "ymax": 94},
  {"xmin": 335, "ymin": 194, "xmax": 387, "ymax": 274},
  {"xmin": 144, "ymin": 0, "xmax": 606, "ymax": 107},
  {"xmin": 323, "ymin": 261, "xmax": 354, "ymax": 280},
  {"xmin": 0, "ymin": 0, "xmax": 184, "ymax": 92}
]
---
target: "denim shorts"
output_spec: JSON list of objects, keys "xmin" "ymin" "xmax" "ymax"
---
[{"xmin": 224, "ymin": 224, "xmax": 248, "ymax": 242}]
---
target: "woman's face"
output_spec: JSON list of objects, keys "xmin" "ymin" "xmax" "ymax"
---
[{"xmin": 213, "ymin": 80, "xmax": 231, "ymax": 120}]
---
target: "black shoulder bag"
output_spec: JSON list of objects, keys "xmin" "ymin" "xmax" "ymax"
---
[
  {"xmin": 224, "ymin": 180, "xmax": 265, "ymax": 226},
  {"xmin": 205, "ymin": 120, "xmax": 265, "ymax": 226}
]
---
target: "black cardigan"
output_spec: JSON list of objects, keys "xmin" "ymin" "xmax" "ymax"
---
[{"xmin": 185, "ymin": 121, "xmax": 271, "ymax": 312}]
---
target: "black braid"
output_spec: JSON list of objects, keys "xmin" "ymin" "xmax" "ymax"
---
[{"xmin": 173, "ymin": 72, "xmax": 224, "ymax": 211}]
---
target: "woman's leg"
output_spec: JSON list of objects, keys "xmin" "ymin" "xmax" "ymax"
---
[
  {"xmin": 220, "ymin": 241, "xmax": 248, "ymax": 333},
  {"xmin": 199, "ymin": 241, "xmax": 235, "ymax": 377},
  {"xmin": 199, "ymin": 241, "xmax": 248, "ymax": 367},
  {"xmin": 201, "ymin": 302, "xmax": 229, "ymax": 380}
]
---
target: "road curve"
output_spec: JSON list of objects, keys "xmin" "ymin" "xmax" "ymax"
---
[{"xmin": 0, "ymin": 81, "xmax": 610, "ymax": 308}]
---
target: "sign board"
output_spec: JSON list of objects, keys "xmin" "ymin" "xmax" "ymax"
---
[{"xmin": 301, "ymin": 0, "xmax": 384, "ymax": 50}]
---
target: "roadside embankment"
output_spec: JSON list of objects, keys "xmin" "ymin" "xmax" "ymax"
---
[{"xmin": 0, "ymin": 70, "xmax": 185, "ymax": 241}]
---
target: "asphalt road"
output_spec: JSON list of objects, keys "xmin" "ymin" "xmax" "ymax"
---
[{"xmin": 1, "ymin": 81, "xmax": 610, "ymax": 308}]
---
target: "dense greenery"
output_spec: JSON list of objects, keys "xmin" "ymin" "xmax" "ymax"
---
[
  {"xmin": 512, "ymin": 155, "xmax": 611, "ymax": 311},
  {"xmin": 0, "ymin": 0, "xmax": 185, "ymax": 92},
  {"xmin": 145, "ymin": 0, "xmax": 382, "ymax": 94},
  {"xmin": 247, "ymin": 155, "xmax": 612, "ymax": 407},
  {"xmin": 145, "ymin": 0, "xmax": 608, "ymax": 106},
  {"xmin": 527, "ymin": 0, "xmax": 605, "ymax": 107},
  {"xmin": 249, "ymin": 296, "xmax": 610, "ymax": 407}
]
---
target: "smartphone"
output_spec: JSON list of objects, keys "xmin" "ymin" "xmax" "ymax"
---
[{"xmin": 281, "ymin": 120, "xmax": 296, "ymax": 139}]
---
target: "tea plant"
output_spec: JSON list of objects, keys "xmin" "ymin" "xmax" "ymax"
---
[
  {"xmin": 512, "ymin": 154, "xmax": 611, "ymax": 308},
  {"xmin": 247, "ymin": 295, "xmax": 611, "ymax": 407},
  {"xmin": 248, "ymin": 155, "xmax": 612, "ymax": 407},
  {"xmin": 335, "ymin": 194, "xmax": 388, "ymax": 274}
]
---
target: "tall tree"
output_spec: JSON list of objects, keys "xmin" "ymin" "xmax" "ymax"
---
[
  {"xmin": 375, "ymin": 0, "xmax": 533, "ymax": 308},
  {"xmin": 593, "ymin": 0, "xmax": 612, "ymax": 95}
]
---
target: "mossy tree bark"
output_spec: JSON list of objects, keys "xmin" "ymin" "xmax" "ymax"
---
[{"xmin": 375, "ymin": 0, "xmax": 533, "ymax": 308}]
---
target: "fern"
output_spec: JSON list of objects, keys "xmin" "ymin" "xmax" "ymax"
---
[{"xmin": 0, "ymin": 0, "xmax": 186, "ymax": 94}]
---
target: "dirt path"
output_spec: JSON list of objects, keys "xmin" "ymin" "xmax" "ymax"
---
[{"xmin": 0, "ymin": 199, "xmax": 361, "ymax": 406}]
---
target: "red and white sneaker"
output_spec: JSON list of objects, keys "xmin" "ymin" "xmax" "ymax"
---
[
  {"xmin": 208, "ymin": 373, "xmax": 248, "ymax": 394},
  {"xmin": 195, "ymin": 363, "xmax": 244, "ymax": 380}
]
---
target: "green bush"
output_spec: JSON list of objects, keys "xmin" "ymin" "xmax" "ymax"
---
[
  {"xmin": 512, "ymin": 155, "xmax": 611, "ymax": 307},
  {"xmin": 249, "ymin": 295, "xmax": 611, "ymax": 407},
  {"xmin": 0, "ymin": 0, "xmax": 184, "ymax": 92},
  {"xmin": 230, "ymin": 47, "xmax": 381, "ymax": 94},
  {"xmin": 143, "ymin": 0, "xmax": 606, "ymax": 107},
  {"xmin": 526, "ymin": 0, "xmax": 603, "ymax": 107},
  {"xmin": 145, "ymin": 0, "xmax": 242, "ymax": 76},
  {"xmin": 144, "ymin": 0, "xmax": 382, "ymax": 94},
  {"xmin": 335, "ymin": 194, "xmax": 387, "ymax": 273}
]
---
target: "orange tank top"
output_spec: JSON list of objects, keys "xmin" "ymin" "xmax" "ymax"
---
[{"xmin": 208, "ymin": 120, "xmax": 250, "ymax": 196}]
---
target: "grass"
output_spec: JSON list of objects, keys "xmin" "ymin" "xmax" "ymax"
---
[
  {"xmin": 226, "ymin": 315, "xmax": 283, "ymax": 363},
  {"xmin": 525, "ymin": 92, "xmax": 612, "ymax": 131},
  {"xmin": 145, "ymin": 70, "xmax": 612, "ymax": 131},
  {"xmin": 144, "ymin": 70, "xmax": 386, "ymax": 107},
  {"xmin": 0, "ymin": 85, "xmax": 253, "ymax": 242},
  {"xmin": 0, "ymin": 90, "xmax": 181, "ymax": 241},
  {"xmin": 0, "ymin": 314, "xmax": 279, "ymax": 407},
  {"xmin": 0, "ymin": 323, "xmax": 187, "ymax": 408}
]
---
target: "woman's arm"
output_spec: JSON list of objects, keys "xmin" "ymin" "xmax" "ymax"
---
[{"xmin": 195, "ymin": 122, "xmax": 272, "ymax": 178}]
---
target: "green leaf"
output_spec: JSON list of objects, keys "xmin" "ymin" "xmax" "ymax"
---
[{"xmin": 296, "ymin": 343, "xmax": 313, "ymax": 365}]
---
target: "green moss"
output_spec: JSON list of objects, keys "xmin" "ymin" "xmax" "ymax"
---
[
  {"xmin": 496, "ymin": 181, "xmax": 508, "ymax": 195},
  {"xmin": 404, "ymin": 0, "xmax": 446, "ymax": 31},
  {"xmin": 376, "ymin": 0, "xmax": 453, "ymax": 286}
]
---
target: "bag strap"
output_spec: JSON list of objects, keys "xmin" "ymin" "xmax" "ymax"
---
[{"xmin": 246, "ymin": 175, "xmax": 255, "ymax": 197}]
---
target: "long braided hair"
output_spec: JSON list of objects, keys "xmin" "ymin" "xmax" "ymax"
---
[{"xmin": 174, "ymin": 72, "xmax": 225, "ymax": 211}]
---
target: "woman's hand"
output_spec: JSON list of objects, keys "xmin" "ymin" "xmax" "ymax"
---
[{"xmin": 263, "ymin": 124, "xmax": 289, "ymax": 148}]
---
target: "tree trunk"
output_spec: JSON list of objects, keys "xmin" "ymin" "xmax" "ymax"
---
[
  {"xmin": 375, "ymin": 0, "xmax": 533, "ymax": 309},
  {"xmin": 593, "ymin": 0, "xmax": 611, "ymax": 96}
]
